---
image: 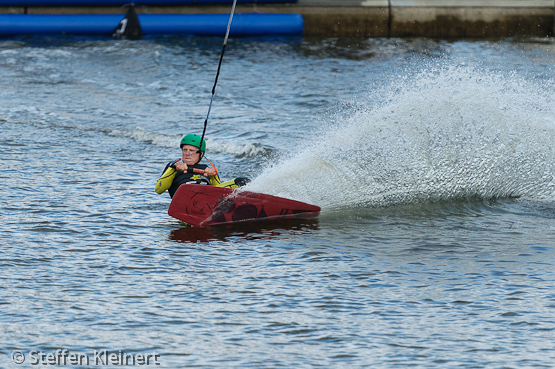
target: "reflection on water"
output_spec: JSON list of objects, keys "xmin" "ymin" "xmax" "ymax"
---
[
  {"xmin": 297, "ymin": 37, "xmax": 448, "ymax": 61},
  {"xmin": 169, "ymin": 219, "xmax": 320, "ymax": 243}
]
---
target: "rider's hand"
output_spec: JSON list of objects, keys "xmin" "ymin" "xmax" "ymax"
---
[
  {"xmin": 204, "ymin": 167, "xmax": 217, "ymax": 177},
  {"xmin": 175, "ymin": 162, "xmax": 188, "ymax": 173}
]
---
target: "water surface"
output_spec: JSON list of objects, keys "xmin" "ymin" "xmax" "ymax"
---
[{"xmin": 1, "ymin": 35, "xmax": 555, "ymax": 368}]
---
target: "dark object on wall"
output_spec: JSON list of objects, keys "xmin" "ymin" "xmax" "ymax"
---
[{"xmin": 113, "ymin": 5, "xmax": 142, "ymax": 40}]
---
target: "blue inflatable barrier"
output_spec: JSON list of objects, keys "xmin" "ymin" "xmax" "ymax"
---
[
  {"xmin": 0, "ymin": 0, "xmax": 296, "ymax": 5},
  {"xmin": 0, "ymin": 14, "xmax": 121, "ymax": 35},
  {"xmin": 0, "ymin": 13, "xmax": 304, "ymax": 37},
  {"xmin": 142, "ymin": 13, "xmax": 303, "ymax": 36}
]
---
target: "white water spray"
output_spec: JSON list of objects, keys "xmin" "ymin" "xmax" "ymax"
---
[{"xmin": 246, "ymin": 65, "xmax": 555, "ymax": 210}]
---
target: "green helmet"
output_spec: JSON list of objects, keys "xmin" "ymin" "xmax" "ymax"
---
[{"xmin": 180, "ymin": 133, "xmax": 206, "ymax": 152}]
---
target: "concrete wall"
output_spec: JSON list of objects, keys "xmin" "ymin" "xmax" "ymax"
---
[
  {"xmin": 1, "ymin": 1, "xmax": 554, "ymax": 37},
  {"xmin": 391, "ymin": 7, "xmax": 553, "ymax": 37}
]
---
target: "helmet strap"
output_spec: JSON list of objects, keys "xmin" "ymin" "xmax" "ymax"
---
[{"xmin": 194, "ymin": 150, "xmax": 204, "ymax": 165}]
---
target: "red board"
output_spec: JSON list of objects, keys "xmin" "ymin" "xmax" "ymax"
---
[{"xmin": 168, "ymin": 184, "xmax": 321, "ymax": 227}]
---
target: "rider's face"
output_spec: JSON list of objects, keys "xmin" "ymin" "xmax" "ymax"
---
[{"xmin": 181, "ymin": 145, "xmax": 201, "ymax": 165}]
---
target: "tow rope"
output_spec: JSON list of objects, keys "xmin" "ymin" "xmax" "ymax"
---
[{"xmin": 199, "ymin": 0, "xmax": 238, "ymax": 151}]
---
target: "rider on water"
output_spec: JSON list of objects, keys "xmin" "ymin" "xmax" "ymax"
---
[{"xmin": 155, "ymin": 133, "xmax": 248, "ymax": 198}]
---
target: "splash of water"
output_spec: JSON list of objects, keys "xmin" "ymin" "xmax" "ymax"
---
[{"xmin": 246, "ymin": 65, "xmax": 555, "ymax": 210}]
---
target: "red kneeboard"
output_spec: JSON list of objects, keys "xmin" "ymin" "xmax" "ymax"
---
[{"xmin": 168, "ymin": 184, "xmax": 321, "ymax": 227}]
